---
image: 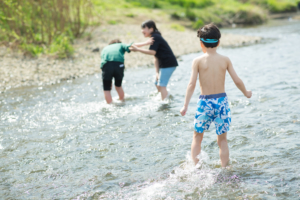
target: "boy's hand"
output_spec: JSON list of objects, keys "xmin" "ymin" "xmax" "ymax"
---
[
  {"xmin": 180, "ymin": 106, "xmax": 188, "ymax": 116},
  {"xmin": 156, "ymin": 73, "xmax": 159, "ymax": 81},
  {"xmin": 245, "ymin": 90, "xmax": 252, "ymax": 98}
]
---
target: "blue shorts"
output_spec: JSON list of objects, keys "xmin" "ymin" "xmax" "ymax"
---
[
  {"xmin": 154, "ymin": 67, "xmax": 176, "ymax": 87},
  {"xmin": 194, "ymin": 93, "xmax": 231, "ymax": 135}
]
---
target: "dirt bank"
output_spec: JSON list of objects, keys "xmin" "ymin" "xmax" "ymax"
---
[{"xmin": 0, "ymin": 23, "xmax": 262, "ymax": 92}]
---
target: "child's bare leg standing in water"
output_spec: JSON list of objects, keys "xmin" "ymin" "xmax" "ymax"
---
[
  {"xmin": 103, "ymin": 85, "xmax": 124, "ymax": 104},
  {"xmin": 191, "ymin": 131, "xmax": 204, "ymax": 164},
  {"xmin": 180, "ymin": 24, "xmax": 252, "ymax": 167},
  {"xmin": 191, "ymin": 131, "xmax": 229, "ymax": 167}
]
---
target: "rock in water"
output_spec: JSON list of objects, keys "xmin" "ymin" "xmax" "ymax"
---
[{"xmin": 92, "ymin": 47, "xmax": 100, "ymax": 52}]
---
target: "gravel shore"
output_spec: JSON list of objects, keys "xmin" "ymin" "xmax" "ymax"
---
[{"xmin": 0, "ymin": 24, "xmax": 261, "ymax": 91}]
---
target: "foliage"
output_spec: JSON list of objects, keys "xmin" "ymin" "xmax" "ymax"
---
[
  {"xmin": 125, "ymin": 0, "xmax": 213, "ymax": 9},
  {"xmin": 170, "ymin": 23, "xmax": 185, "ymax": 31},
  {"xmin": 170, "ymin": 12, "xmax": 184, "ymax": 20},
  {"xmin": 0, "ymin": 0, "xmax": 92, "ymax": 57},
  {"xmin": 192, "ymin": 19, "xmax": 204, "ymax": 30},
  {"xmin": 47, "ymin": 35, "xmax": 74, "ymax": 59},
  {"xmin": 267, "ymin": 0, "xmax": 297, "ymax": 12},
  {"xmin": 108, "ymin": 20, "xmax": 118, "ymax": 25},
  {"xmin": 1, "ymin": 0, "xmax": 298, "ymax": 57},
  {"xmin": 185, "ymin": 7, "xmax": 197, "ymax": 21},
  {"xmin": 240, "ymin": 0, "xmax": 298, "ymax": 13}
]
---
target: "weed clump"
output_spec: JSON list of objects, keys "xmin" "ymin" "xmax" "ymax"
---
[{"xmin": 0, "ymin": 0, "xmax": 92, "ymax": 58}]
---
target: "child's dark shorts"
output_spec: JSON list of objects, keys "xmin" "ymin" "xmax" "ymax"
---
[{"xmin": 102, "ymin": 61, "xmax": 125, "ymax": 91}]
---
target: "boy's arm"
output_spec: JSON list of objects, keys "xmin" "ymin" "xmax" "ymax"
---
[
  {"xmin": 227, "ymin": 58, "xmax": 252, "ymax": 98},
  {"xmin": 180, "ymin": 59, "xmax": 199, "ymax": 116},
  {"xmin": 132, "ymin": 38, "xmax": 154, "ymax": 47}
]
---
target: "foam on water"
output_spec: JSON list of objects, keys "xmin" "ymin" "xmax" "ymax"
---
[{"xmin": 96, "ymin": 151, "xmax": 225, "ymax": 199}]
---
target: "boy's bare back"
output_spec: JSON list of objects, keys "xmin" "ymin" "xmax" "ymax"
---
[{"xmin": 195, "ymin": 53, "xmax": 229, "ymax": 95}]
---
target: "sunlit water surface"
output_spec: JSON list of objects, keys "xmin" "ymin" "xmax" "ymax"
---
[{"xmin": 1, "ymin": 21, "xmax": 300, "ymax": 199}]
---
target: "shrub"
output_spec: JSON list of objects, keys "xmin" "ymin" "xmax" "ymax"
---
[
  {"xmin": 185, "ymin": 7, "xmax": 197, "ymax": 21},
  {"xmin": 125, "ymin": 0, "xmax": 161, "ymax": 8},
  {"xmin": 168, "ymin": 0, "xmax": 213, "ymax": 8},
  {"xmin": 170, "ymin": 23, "xmax": 185, "ymax": 31},
  {"xmin": 171, "ymin": 12, "xmax": 181, "ymax": 20},
  {"xmin": 0, "ymin": 0, "xmax": 92, "ymax": 57},
  {"xmin": 108, "ymin": 20, "xmax": 118, "ymax": 25},
  {"xmin": 192, "ymin": 19, "xmax": 204, "ymax": 30},
  {"xmin": 47, "ymin": 35, "xmax": 74, "ymax": 58},
  {"xmin": 126, "ymin": 13, "xmax": 136, "ymax": 17},
  {"xmin": 267, "ymin": 0, "xmax": 297, "ymax": 13}
]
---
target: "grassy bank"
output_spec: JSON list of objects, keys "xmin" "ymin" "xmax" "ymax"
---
[
  {"xmin": 0, "ymin": 0, "xmax": 298, "ymax": 57},
  {"xmin": 92, "ymin": 0, "xmax": 299, "ymax": 32}
]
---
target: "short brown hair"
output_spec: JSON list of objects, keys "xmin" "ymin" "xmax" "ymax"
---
[
  {"xmin": 197, "ymin": 23, "xmax": 221, "ymax": 48},
  {"xmin": 109, "ymin": 39, "xmax": 121, "ymax": 45}
]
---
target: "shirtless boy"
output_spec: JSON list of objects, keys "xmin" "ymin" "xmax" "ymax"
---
[{"xmin": 180, "ymin": 24, "xmax": 252, "ymax": 167}]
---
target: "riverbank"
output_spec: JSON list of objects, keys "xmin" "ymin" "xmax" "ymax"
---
[{"xmin": 0, "ymin": 23, "xmax": 262, "ymax": 92}]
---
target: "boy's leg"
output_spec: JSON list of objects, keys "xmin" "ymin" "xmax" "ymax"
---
[
  {"xmin": 104, "ymin": 91, "xmax": 113, "ymax": 104},
  {"xmin": 115, "ymin": 86, "xmax": 124, "ymax": 101},
  {"xmin": 114, "ymin": 79, "xmax": 124, "ymax": 101},
  {"xmin": 217, "ymin": 132, "xmax": 229, "ymax": 167},
  {"xmin": 103, "ymin": 80, "xmax": 113, "ymax": 104},
  {"xmin": 191, "ymin": 131, "xmax": 204, "ymax": 164}
]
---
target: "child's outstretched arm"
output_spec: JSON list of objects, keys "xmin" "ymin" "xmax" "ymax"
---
[
  {"xmin": 130, "ymin": 45, "xmax": 156, "ymax": 55},
  {"xmin": 227, "ymin": 57, "xmax": 252, "ymax": 98},
  {"xmin": 132, "ymin": 38, "xmax": 154, "ymax": 47},
  {"xmin": 180, "ymin": 59, "xmax": 199, "ymax": 116}
]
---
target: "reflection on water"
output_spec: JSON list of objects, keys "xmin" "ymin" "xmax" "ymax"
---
[{"xmin": 1, "ymin": 21, "xmax": 300, "ymax": 199}]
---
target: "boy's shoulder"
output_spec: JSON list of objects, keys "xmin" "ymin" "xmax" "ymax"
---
[
  {"xmin": 195, "ymin": 53, "xmax": 230, "ymax": 62},
  {"xmin": 193, "ymin": 54, "xmax": 205, "ymax": 63},
  {"xmin": 217, "ymin": 53, "xmax": 230, "ymax": 60},
  {"xmin": 192, "ymin": 53, "xmax": 230, "ymax": 69}
]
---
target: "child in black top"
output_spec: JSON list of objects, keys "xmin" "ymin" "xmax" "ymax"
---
[{"xmin": 131, "ymin": 20, "xmax": 178, "ymax": 100}]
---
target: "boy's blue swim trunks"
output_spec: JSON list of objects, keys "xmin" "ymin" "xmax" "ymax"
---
[{"xmin": 194, "ymin": 93, "xmax": 231, "ymax": 135}]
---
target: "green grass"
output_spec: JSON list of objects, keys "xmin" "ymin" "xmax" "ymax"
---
[
  {"xmin": 170, "ymin": 23, "xmax": 186, "ymax": 31},
  {"xmin": 0, "ymin": 0, "xmax": 91, "ymax": 58},
  {"xmin": 242, "ymin": 0, "xmax": 298, "ymax": 13},
  {"xmin": 0, "ymin": 0, "xmax": 298, "ymax": 57},
  {"xmin": 91, "ymin": 0, "xmax": 297, "ymax": 29}
]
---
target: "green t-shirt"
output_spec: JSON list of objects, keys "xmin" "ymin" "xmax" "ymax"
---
[{"xmin": 100, "ymin": 42, "xmax": 133, "ymax": 69}]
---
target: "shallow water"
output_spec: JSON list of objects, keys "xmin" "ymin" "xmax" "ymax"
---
[{"xmin": 1, "ymin": 21, "xmax": 300, "ymax": 199}]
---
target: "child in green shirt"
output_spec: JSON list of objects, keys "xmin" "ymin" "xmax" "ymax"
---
[{"xmin": 100, "ymin": 39, "xmax": 153, "ymax": 104}]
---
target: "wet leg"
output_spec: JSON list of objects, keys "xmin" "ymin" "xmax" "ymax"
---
[
  {"xmin": 217, "ymin": 132, "xmax": 229, "ymax": 167},
  {"xmin": 156, "ymin": 84, "xmax": 161, "ymax": 92},
  {"xmin": 104, "ymin": 91, "xmax": 112, "ymax": 104},
  {"xmin": 115, "ymin": 86, "xmax": 124, "ymax": 101},
  {"xmin": 159, "ymin": 86, "xmax": 168, "ymax": 100},
  {"xmin": 191, "ymin": 131, "xmax": 204, "ymax": 165}
]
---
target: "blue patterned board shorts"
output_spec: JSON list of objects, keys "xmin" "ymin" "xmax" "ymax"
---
[{"xmin": 194, "ymin": 93, "xmax": 231, "ymax": 135}]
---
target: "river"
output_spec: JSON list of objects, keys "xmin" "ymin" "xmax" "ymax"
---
[{"xmin": 1, "ymin": 20, "xmax": 300, "ymax": 199}]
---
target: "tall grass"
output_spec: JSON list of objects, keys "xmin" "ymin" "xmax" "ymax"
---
[
  {"xmin": 125, "ymin": 0, "xmax": 213, "ymax": 8},
  {"xmin": 241, "ymin": 0, "xmax": 298, "ymax": 13},
  {"xmin": 0, "ymin": 0, "xmax": 93, "ymax": 58}
]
